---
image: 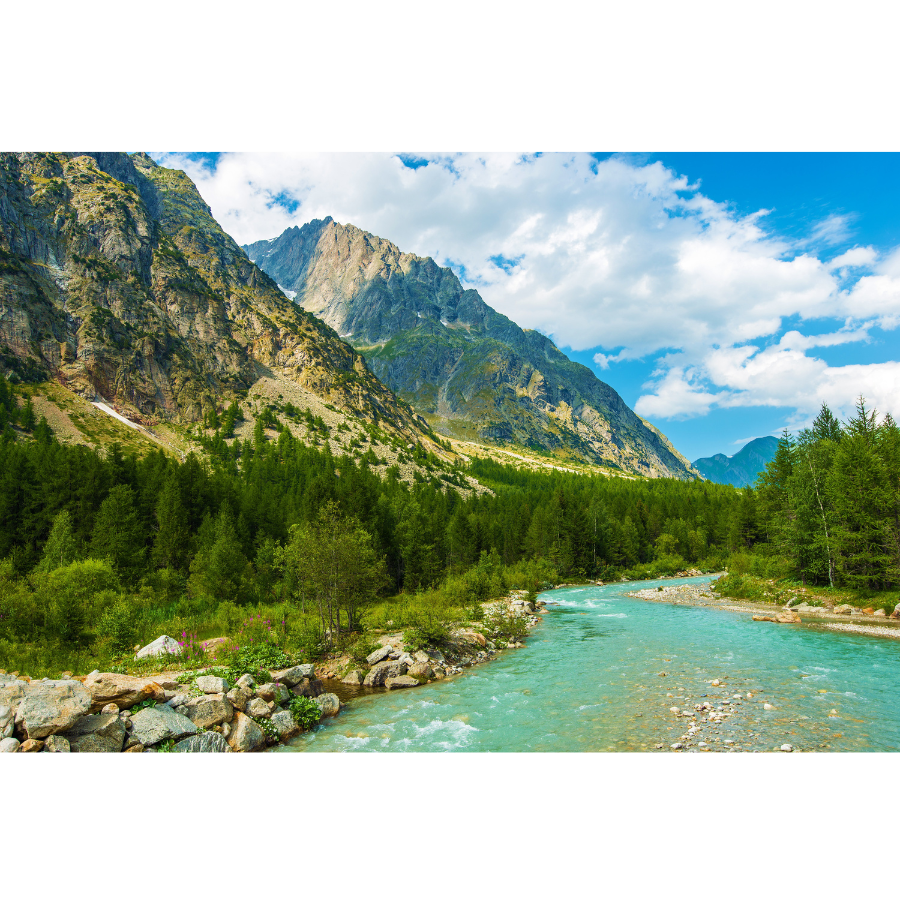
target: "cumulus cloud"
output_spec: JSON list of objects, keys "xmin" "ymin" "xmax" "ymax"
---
[{"xmin": 153, "ymin": 151, "xmax": 900, "ymax": 424}]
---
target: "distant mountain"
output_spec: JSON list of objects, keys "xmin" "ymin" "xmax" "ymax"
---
[
  {"xmin": 244, "ymin": 218, "xmax": 698, "ymax": 479},
  {"xmin": 0, "ymin": 153, "xmax": 434, "ymax": 447},
  {"xmin": 692, "ymin": 436, "xmax": 780, "ymax": 487}
]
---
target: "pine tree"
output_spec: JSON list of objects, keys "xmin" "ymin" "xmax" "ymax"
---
[
  {"xmin": 35, "ymin": 510, "xmax": 80, "ymax": 573},
  {"xmin": 90, "ymin": 485, "xmax": 146, "ymax": 580}
]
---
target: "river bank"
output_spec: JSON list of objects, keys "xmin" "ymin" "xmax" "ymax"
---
[
  {"xmin": 0, "ymin": 591, "xmax": 546, "ymax": 752},
  {"xmin": 624, "ymin": 576, "xmax": 900, "ymax": 640}
]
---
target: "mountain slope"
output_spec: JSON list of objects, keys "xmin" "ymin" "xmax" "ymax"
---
[
  {"xmin": 245, "ymin": 218, "xmax": 698, "ymax": 479},
  {"xmin": 0, "ymin": 154, "xmax": 433, "ymax": 447},
  {"xmin": 692, "ymin": 436, "xmax": 780, "ymax": 487}
]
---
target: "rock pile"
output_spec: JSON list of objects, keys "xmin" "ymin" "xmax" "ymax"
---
[{"xmin": 0, "ymin": 664, "xmax": 339, "ymax": 753}]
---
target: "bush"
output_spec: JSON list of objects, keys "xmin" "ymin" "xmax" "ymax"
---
[
  {"xmin": 96, "ymin": 592, "xmax": 144, "ymax": 655},
  {"xmin": 289, "ymin": 695, "xmax": 321, "ymax": 730}
]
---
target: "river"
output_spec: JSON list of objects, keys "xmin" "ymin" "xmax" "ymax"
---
[{"xmin": 280, "ymin": 575, "xmax": 900, "ymax": 752}]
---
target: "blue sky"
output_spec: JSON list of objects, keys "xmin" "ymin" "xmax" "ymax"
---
[{"xmin": 155, "ymin": 151, "xmax": 900, "ymax": 462}]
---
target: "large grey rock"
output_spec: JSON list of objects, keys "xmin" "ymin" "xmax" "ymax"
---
[
  {"xmin": 184, "ymin": 694, "xmax": 233, "ymax": 729},
  {"xmin": 195, "ymin": 675, "xmax": 230, "ymax": 695},
  {"xmin": 0, "ymin": 680, "xmax": 27, "ymax": 716},
  {"xmin": 135, "ymin": 635, "xmax": 182, "ymax": 659},
  {"xmin": 315, "ymin": 693, "xmax": 340, "ymax": 717},
  {"xmin": 129, "ymin": 705, "xmax": 198, "ymax": 747},
  {"xmin": 84, "ymin": 672, "xmax": 166, "ymax": 710},
  {"xmin": 256, "ymin": 683, "xmax": 290, "ymax": 704},
  {"xmin": 408, "ymin": 662, "xmax": 434, "ymax": 681},
  {"xmin": 385, "ymin": 676, "xmax": 419, "ymax": 690},
  {"xmin": 0, "ymin": 673, "xmax": 17, "ymax": 683},
  {"xmin": 341, "ymin": 669, "xmax": 366, "ymax": 685},
  {"xmin": 235, "ymin": 674, "xmax": 257, "ymax": 692},
  {"xmin": 17, "ymin": 680, "xmax": 92, "ymax": 740},
  {"xmin": 247, "ymin": 697, "xmax": 273, "ymax": 720},
  {"xmin": 0, "ymin": 703, "xmax": 14, "ymax": 739},
  {"xmin": 363, "ymin": 663, "xmax": 392, "ymax": 687},
  {"xmin": 173, "ymin": 731, "xmax": 232, "ymax": 753},
  {"xmin": 291, "ymin": 678, "xmax": 324, "ymax": 698},
  {"xmin": 226, "ymin": 686, "xmax": 249, "ymax": 712},
  {"xmin": 269, "ymin": 710, "xmax": 299, "ymax": 741},
  {"xmin": 0, "ymin": 738, "xmax": 20, "ymax": 752},
  {"xmin": 366, "ymin": 645, "xmax": 392, "ymax": 666},
  {"xmin": 64, "ymin": 713, "xmax": 127, "ymax": 752},
  {"xmin": 227, "ymin": 712, "xmax": 266, "ymax": 752},
  {"xmin": 834, "ymin": 604, "xmax": 853, "ymax": 615},
  {"xmin": 272, "ymin": 665, "xmax": 315, "ymax": 686},
  {"xmin": 44, "ymin": 735, "xmax": 71, "ymax": 752},
  {"xmin": 385, "ymin": 661, "xmax": 408, "ymax": 679},
  {"xmin": 412, "ymin": 651, "xmax": 430, "ymax": 663}
]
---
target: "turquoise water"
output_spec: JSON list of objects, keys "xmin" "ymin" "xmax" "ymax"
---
[{"xmin": 283, "ymin": 576, "xmax": 900, "ymax": 752}]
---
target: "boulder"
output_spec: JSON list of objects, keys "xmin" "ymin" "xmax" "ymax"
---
[
  {"xmin": 124, "ymin": 744, "xmax": 144, "ymax": 753},
  {"xmin": 456, "ymin": 630, "xmax": 487, "ymax": 648},
  {"xmin": 129, "ymin": 705, "xmax": 198, "ymax": 747},
  {"xmin": 315, "ymin": 693, "xmax": 340, "ymax": 717},
  {"xmin": 100, "ymin": 703, "xmax": 120, "ymax": 715},
  {"xmin": 135, "ymin": 635, "xmax": 182, "ymax": 659},
  {"xmin": 0, "ymin": 703, "xmax": 14, "ymax": 740},
  {"xmin": 385, "ymin": 676, "xmax": 419, "ymax": 690},
  {"xmin": 432, "ymin": 667, "xmax": 446, "ymax": 679},
  {"xmin": 256, "ymin": 683, "xmax": 290, "ymax": 704},
  {"xmin": 236, "ymin": 674, "xmax": 257, "ymax": 692},
  {"xmin": 834, "ymin": 604, "xmax": 853, "ymax": 615},
  {"xmin": 0, "ymin": 680, "xmax": 28, "ymax": 717},
  {"xmin": 174, "ymin": 731, "xmax": 232, "ymax": 753},
  {"xmin": 272, "ymin": 665, "xmax": 315, "ymax": 686},
  {"xmin": 341, "ymin": 669, "xmax": 366, "ymax": 685},
  {"xmin": 413, "ymin": 651, "xmax": 430, "ymax": 663},
  {"xmin": 0, "ymin": 673, "xmax": 17, "ymax": 683},
  {"xmin": 84, "ymin": 672, "xmax": 166, "ymax": 711},
  {"xmin": 891, "ymin": 607, "xmax": 900, "ymax": 620},
  {"xmin": 0, "ymin": 738, "xmax": 20, "ymax": 753},
  {"xmin": 363, "ymin": 663, "xmax": 392, "ymax": 687},
  {"xmin": 291, "ymin": 678, "xmax": 324, "ymax": 698},
  {"xmin": 64, "ymin": 713, "xmax": 127, "ymax": 752},
  {"xmin": 44, "ymin": 735, "xmax": 70, "ymax": 752},
  {"xmin": 184, "ymin": 694, "xmax": 233, "ymax": 730},
  {"xmin": 247, "ymin": 697, "xmax": 273, "ymax": 720},
  {"xmin": 874, "ymin": 609, "xmax": 887, "ymax": 618},
  {"xmin": 385, "ymin": 661, "xmax": 408, "ymax": 679},
  {"xmin": 862, "ymin": 607, "xmax": 875, "ymax": 616},
  {"xmin": 195, "ymin": 675, "xmax": 230, "ymax": 695},
  {"xmin": 227, "ymin": 712, "xmax": 266, "ymax": 752},
  {"xmin": 366, "ymin": 645, "xmax": 393, "ymax": 666},
  {"xmin": 226, "ymin": 686, "xmax": 249, "ymax": 712},
  {"xmin": 20, "ymin": 739, "xmax": 44, "ymax": 752},
  {"xmin": 17, "ymin": 680, "xmax": 93, "ymax": 740},
  {"xmin": 426, "ymin": 649, "xmax": 445, "ymax": 663},
  {"xmin": 269, "ymin": 710, "xmax": 299, "ymax": 741},
  {"xmin": 408, "ymin": 662, "xmax": 434, "ymax": 681}
]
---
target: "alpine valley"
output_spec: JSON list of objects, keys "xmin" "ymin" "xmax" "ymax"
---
[{"xmin": 245, "ymin": 219, "xmax": 698, "ymax": 479}]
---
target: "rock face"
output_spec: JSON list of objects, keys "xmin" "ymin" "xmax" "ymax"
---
[
  {"xmin": 244, "ymin": 218, "xmax": 697, "ymax": 478},
  {"xmin": 227, "ymin": 712, "xmax": 265, "ymax": 752},
  {"xmin": 183, "ymin": 694, "xmax": 233, "ymax": 729},
  {"xmin": 64, "ymin": 713, "xmax": 127, "ymax": 752},
  {"xmin": 315, "ymin": 693, "xmax": 340, "ymax": 717},
  {"xmin": 16, "ymin": 680, "xmax": 93, "ymax": 740},
  {"xmin": 128, "ymin": 705, "xmax": 198, "ymax": 747},
  {"xmin": 0, "ymin": 153, "xmax": 435, "ymax": 447},
  {"xmin": 174, "ymin": 732, "xmax": 232, "ymax": 753},
  {"xmin": 84, "ymin": 672, "xmax": 165, "ymax": 710},
  {"xmin": 135, "ymin": 636, "xmax": 181, "ymax": 659}
]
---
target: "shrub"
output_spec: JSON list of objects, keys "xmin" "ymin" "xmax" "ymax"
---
[{"xmin": 289, "ymin": 695, "xmax": 321, "ymax": 730}]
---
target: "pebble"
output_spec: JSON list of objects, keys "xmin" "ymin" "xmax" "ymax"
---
[
  {"xmin": 780, "ymin": 744, "xmax": 794, "ymax": 752},
  {"xmin": 764, "ymin": 703, "xmax": 774, "ymax": 710},
  {"xmin": 670, "ymin": 742, "xmax": 683, "ymax": 750}
]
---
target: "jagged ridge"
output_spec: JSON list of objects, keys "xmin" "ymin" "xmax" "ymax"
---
[
  {"xmin": 245, "ymin": 218, "xmax": 698, "ymax": 479},
  {"xmin": 0, "ymin": 154, "xmax": 433, "ymax": 445}
]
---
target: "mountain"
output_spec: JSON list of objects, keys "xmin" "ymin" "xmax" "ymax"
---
[
  {"xmin": 0, "ymin": 153, "xmax": 434, "ymax": 448},
  {"xmin": 244, "ymin": 218, "xmax": 697, "ymax": 479},
  {"xmin": 692, "ymin": 436, "xmax": 780, "ymax": 487}
]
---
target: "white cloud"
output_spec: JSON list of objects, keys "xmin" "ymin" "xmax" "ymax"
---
[{"xmin": 153, "ymin": 151, "xmax": 900, "ymax": 423}]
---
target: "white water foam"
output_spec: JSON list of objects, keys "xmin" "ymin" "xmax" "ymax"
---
[{"xmin": 597, "ymin": 613, "xmax": 627, "ymax": 618}]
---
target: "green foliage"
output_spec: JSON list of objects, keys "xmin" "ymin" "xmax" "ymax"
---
[
  {"xmin": 288, "ymin": 694, "xmax": 321, "ymax": 730},
  {"xmin": 35, "ymin": 510, "xmax": 79, "ymax": 573},
  {"xmin": 483, "ymin": 605, "xmax": 529, "ymax": 643}
]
